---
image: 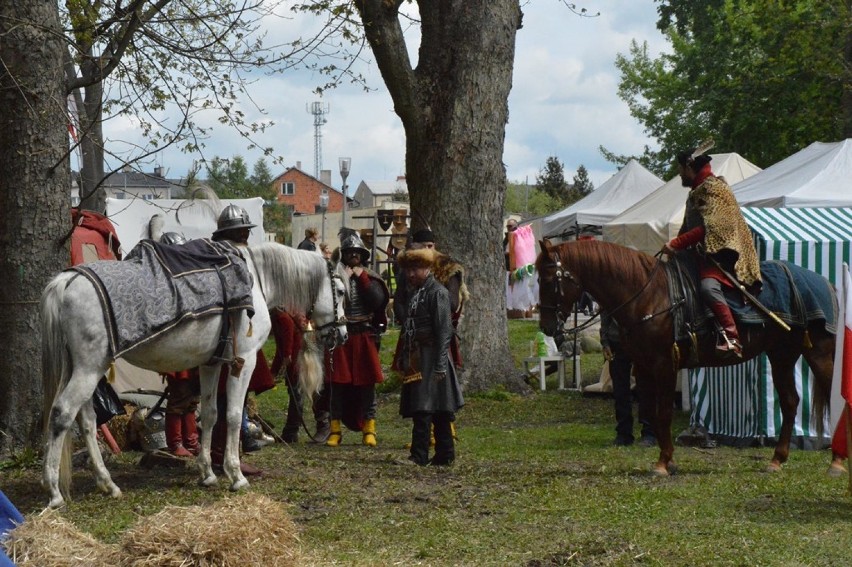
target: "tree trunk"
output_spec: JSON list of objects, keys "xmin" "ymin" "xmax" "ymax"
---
[
  {"xmin": 69, "ymin": 48, "xmax": 107, "ymax": 213},
  {"xmin": 356, "ymin": 0, "xmax": 527, "ymax": 392},
  {"xmin": 844, "ymin": 0, "xmax": 852, "ymax": 138},
  {"xmin": 0, "ymin": 1, "xmax": 71, "ymax": 455}
]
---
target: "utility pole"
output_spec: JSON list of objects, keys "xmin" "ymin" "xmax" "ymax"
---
[{"xmin": 306, "ymin": 101, "xmax": 330, "ymax": 178}]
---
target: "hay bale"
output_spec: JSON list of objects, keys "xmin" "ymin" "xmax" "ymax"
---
[
  {"xmin": 3, "ymin": 508, "xmax": 119, "ymax": 567},
  {"xmin": 119, "ymin": 493, "xmax": 303, "ymax": 566},
  {"xmin": 3, "ymin": 494, "xmax": 305, "ymax": 567}
]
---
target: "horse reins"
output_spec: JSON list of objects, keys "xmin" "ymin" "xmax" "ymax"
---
[{"xmin": 539, "ymin": 248, "xmax": 672, "ymax": 334}]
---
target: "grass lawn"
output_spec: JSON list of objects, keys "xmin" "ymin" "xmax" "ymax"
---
[{"xmin": 2, "ymin": 320, "xmax": 851, "ymax": 565}]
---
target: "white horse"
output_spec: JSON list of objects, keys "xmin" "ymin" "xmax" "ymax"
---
[{"xmin": 41, "ymin": 242, "xmax": 347, "ymax": 508}]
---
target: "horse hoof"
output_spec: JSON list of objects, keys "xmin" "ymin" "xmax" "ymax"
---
[
  {"xmin": 47, "ymin": 496, "xmax": 65, "ymax": 509},
  {"xmin": 667, "ymin": 462, "xmax": 678, "ymax": 475},
  {"xmin": 650, "ymin": 464, "xmax": 669, "ymax": 477},
  {"xmin": 230, "ymin": 478, "xmax": 250, "ymax": 492},
  {"xmin": 97, "ymin": 481, "xmax": 122, "ymax": 498},
  {"xmin": 765, "ymin": 462, "xmax": 783, "ymax": 473},
  {"xmin": 199, "ymin": 474, "xmax": 218, "ymax": 487}
]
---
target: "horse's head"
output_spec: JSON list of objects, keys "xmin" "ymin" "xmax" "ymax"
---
[
  {"xmin": 536, "ymin": 239, "xmax": 583, "ymax": 337},
  {"xmin": 308, "ymin": 261, "xmax": 348, "ymax": 349}
]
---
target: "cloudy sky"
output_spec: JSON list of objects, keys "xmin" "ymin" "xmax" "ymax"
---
[{"xmin": 99, "ymin": 1, "xmax": 670, "ymax": 190}]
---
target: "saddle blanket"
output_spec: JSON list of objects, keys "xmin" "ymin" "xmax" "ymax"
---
[
  {"xmin": 668, "ymin": 257, "xmax": 837, "ymax": 344},
  {"xmin": 72, "ymin": 238, "xmax": 254, "ymax": 358},
  {"xmin": 730, "ymin": 260, "xmax": 837, "ymax": 333}
]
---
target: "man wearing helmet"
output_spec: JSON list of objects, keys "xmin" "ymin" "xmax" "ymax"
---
[
  {"xmin": 212, "ymin": 204, "xmax": 256, "ymax": 245},
  {"xmin": 208, "ymin": 204, "xmax": 273, "ymax": 475},
  {"xmin": 326, "ymin": 229, "xmax": 389, "ymax": 447}
]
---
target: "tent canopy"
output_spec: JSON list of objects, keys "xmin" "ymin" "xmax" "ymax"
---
[
  {"xmin": 734, "ymin": 140, "xmax": 852, "ymax": 208},
  {"xmin": 540, "ymin": 159, "xmax": 663, "ymax": 238},
  {"xmin": 602, "ymin": 153, "xmax": 761, "ymax": 255}
]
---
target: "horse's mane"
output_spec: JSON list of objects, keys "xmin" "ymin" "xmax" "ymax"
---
[
  {"xmin": 333, "ymin": 261, "xmax": 351, "ymax": 303},
  {"xmin": 540, "ymin": 240, "xmax": 658, "ymax": 285},
  {"xmin": 249, "ymin": 242, "xmax": 327, "ymax": 312}
]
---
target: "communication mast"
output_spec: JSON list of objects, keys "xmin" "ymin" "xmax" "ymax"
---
[{"xmin": 306, "ymin": 101, "xmax": 330, "ymax": 178}]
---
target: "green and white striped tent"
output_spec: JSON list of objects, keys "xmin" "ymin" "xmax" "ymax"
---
[{"xmin": 688, "ymin": 207, "xmax": 852, "ymax": 445}]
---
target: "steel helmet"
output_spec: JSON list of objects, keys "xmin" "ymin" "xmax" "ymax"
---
[
  {"xmin": 160, "ymin": 232, "xmax": 187, "ymax": 246},
  {"xmin": 340, "ymin": 231, "xmax": 370, "ymax": 263},
  {"xmin": 213, "ymin": 204, "xmax": 256, "ymax": 236}
]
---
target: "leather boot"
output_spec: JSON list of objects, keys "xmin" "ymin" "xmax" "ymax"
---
[
  {"xmin": 210, "ymin": 418, "xmax": 263, "ymax": 476},
  {"xmin": 709, "ymin": 301, "xmax": 742, "ymax": 357},
  {"xmin": 326, "ymin": 419, "xmax": 342, "ymax": 447},
  {"xmin": 431, "ymin": 413, "xmax": 455, "ymax": 466},
  {"xmin": 312, "ymin": 419, "xmax": 331, "ymax": 444},
  {"xmin": 166, "ymin": 413, "xmax": 192, "ymax": 457},
  {"xmin": 409, "ymin": 413, "xmax": 431, "ymax": 466},
  {"xmin": 404, "ymin": 423, "xmax": 434, "ymax": 449},
  {"xmin": 281, "ymin": 387, "xmax": 302, "ymax": 443},
  {"xmin": 182, "ymin": 412, "xmax": 199, "ymax": 456},
  {"xmin": 362, "ymin": 419, "xmax": 377, "ymax": 447}
]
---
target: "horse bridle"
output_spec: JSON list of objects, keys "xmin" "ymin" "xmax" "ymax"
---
[
  {"xmin": 538, "ymin": 249, "xmax": 587, "ymax": 333},
  {"xmin": 306, "ymin": 262, "xmax": 347, "ymax": 350},
  {"xmin": 539, "ymin": 247, "xmax": 670, "ymax": 333}
]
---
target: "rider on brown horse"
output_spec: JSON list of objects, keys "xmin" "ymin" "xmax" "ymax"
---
[{"xmin": 663, "ymin": 144, "xmax": 762, "ymax": 358}]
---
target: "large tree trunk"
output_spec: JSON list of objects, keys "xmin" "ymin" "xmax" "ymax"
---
[
  {"xmin": 356, "ymin": 0, "xmax": 527, "ymax": 392},
  {"xmin": 0, "ymin": 1, "xmax": 71, "ymax": 455},
  {"xmin": 844, "ymin": 0, "xmax": 852, "ymax": 138}
]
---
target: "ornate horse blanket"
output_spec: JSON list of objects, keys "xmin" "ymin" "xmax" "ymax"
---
[
  {"xmin": 667, "ymin": 256, "xmax": 837, "ymax": 344},
  {"xmin": 71, "ymin": 238, "xmax": 254, "ymax": 358}
]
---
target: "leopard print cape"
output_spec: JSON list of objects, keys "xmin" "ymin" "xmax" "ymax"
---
[{"xmin": 680, "ymin": 175, "xmax": 761, "ymax": 287}]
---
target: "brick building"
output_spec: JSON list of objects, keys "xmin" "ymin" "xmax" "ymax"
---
[{"xmin": 272, "ymin": 164, "xmax": 346, "ymax": 215}]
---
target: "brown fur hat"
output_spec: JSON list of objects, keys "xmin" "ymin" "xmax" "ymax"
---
[{"xmin": 397, "ymin": 247, "xmax": 437, "ymax": 270}]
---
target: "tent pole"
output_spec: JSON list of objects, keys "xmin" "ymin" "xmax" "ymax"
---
[{"xmin": 572, "ymin": 222, "xmax": 581, "ymax": 389}]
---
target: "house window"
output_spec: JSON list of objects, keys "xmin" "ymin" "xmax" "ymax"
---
[{"xmin": 281, "ymin": 182, "xmax": 295, "ymax": 196}]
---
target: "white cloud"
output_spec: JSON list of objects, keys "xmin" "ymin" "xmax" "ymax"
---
[{"xmin": 96, "ymin": 1, "xmax": 667, "ymax": 191}]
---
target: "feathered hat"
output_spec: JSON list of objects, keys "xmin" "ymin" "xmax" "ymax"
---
[{"xmin": 677, "ymin": 138, "xmax": 715, "ymax": 170}]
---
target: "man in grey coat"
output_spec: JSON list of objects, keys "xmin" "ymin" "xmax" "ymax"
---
[{"xmin": 396, "ymin": 246, "xmax": 464, "ymax": 466}]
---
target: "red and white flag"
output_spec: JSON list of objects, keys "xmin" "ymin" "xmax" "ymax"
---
[{"xmin": 830, "ymin": 263, "xmax": 852, "ymax": 460}]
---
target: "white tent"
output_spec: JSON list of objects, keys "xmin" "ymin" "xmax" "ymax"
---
[
  {"xmin": 602, "ymin": 153, "xmax": 762, "ymax": 256},
  {"xmin": 734, "ymin": 139, "xmax": 852, "ymax": 207},
  {"xmin": 105, "ymin": 197, "xmax": 266, "ymax": 256},
  {"xmin": 540, "ymin": 159, "xmax": 663, "ymax": 239}
]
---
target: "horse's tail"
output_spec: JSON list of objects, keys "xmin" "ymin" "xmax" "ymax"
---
[
  {"xmin": 40, "ymin": 273, "xmax": 74, "ymax": 500},
  {"xmin": 811, "ymin": 281, "xmax": 839, "ymax": 443},
  {"xmin": 296, "ymin": 337, "xmax": 324, "ymax": 401},
  {"xmin": 812, "ymin": 375, "xmax": 830, "ymax": 442}
]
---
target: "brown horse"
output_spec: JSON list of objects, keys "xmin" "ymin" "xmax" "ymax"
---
[{"xmin": 536, "ymin": 238, "xmax": 843, "ymax": 476}]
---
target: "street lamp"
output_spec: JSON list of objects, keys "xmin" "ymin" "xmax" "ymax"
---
[
  {"xmin": 339, "ymin": 157, "xmax": 351, "ymax": 228},
  {"xmin": 319, "ymin": 188, "xmax": 329, "ymax": 242}
]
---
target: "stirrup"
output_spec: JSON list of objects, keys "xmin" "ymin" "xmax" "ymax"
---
[{"xmin": 716, "ymin": 330, "xmax": 742, "ymax": 358}]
